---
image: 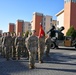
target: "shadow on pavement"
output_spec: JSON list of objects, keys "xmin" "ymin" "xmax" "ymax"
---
[
  {"xmin": 43, "ymin": 52, "xmax": 76, "ymax": 66},
  {"xmin": 37, "ymin": 67, "xmax": 76, "ymax": 73},
  {"xmin": 0, "ymin": 56, "xmax": 29, "ymax": 75},
  {"xmin": 56, "ymin": 47, "xmax": 76, "ymax": 51}
]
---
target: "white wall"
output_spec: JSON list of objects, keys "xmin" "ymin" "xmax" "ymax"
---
[
  {"xmin": 23, "ymin": 22, "xmax": 31, "ymax": 32},
  {"xmin": 43, "ymin": 15, "xmax": 53, "ymax": 34},
  {"xmin": 57, "ymin": 12, "xmax": 64, "ymax": 28}
]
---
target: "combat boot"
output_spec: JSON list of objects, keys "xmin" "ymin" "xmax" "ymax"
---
[
  {"xmin": 29, "ymin": 64, "xmax": 35, "ymax": 69},
  {"xmin": 39, "ymin": 60, "xmax": 43, "ymax": 64}
]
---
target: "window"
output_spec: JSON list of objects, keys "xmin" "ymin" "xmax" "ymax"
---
[
  {"xmin": 44, "ymin": 27, "xmax": 45, "ymax": 30},
  {"xmin": 72, "ymin": 0, "xmax": 76, "ymax": 3},
  {"xmin": 64, "ymin": 0, "xmax": 71, "ymax": 3},
  {"xmin": 44, "ymin": 18, "xmax": 46, "ymax": 21},
  {"xmin": 50, "ymin": 18, "xmax": 52, "ymax": 22},
  {"xmin": 29, "ymin": 24, "xmax": 31, "ymax": 26},
  {"xmin": 44, "ymin": 22, "xmax": 45, "ymax": 26}
]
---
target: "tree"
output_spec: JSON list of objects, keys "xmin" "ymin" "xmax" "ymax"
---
[
  {"xmin": 25, "ymin": 31, "xmax": 29, "ymax": 37},
  {"xmin": 66, "ymin": 26, "xmax": 76, "ymax": 39}
]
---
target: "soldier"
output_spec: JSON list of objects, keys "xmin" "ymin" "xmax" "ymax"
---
[
  {"xmin": 38, "ymin": 23, "xmax": 45, "ymax": 63},
  {"xmin": 38, "ymin": 36, "xmax": 45, "ymax": 63},
  {"xmin": 26, "ymin": 30, "xmax": 38, "ymax": 69},
  {"xmin": 23, "ymin": 33, "xmax": 29, "ymax": 59},
  {"xmin": 45, "ymin": 33, "xmax": 52, "ymax": 56},
  {"xmin": 4, "ymin": 32, "xmax": 12, "ymax": 60},
  {"xmin": 11, "ymin": 33, "xmax": 16, "ymax": 60},
  {"xmin": 47, "ymin": 25, "xmax": 56, "ymax": 38},
  {"xmin": 15, "ymin": 32, "xmax": 23, "ymax": 60},
  {"xmin": 1, "ymin": 33, "xmax": 7, "ymax": 57}
]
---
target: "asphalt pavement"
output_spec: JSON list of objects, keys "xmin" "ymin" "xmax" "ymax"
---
[{"xmin": 0, "ymin": 46, "xmax": 76, "ymax": 75}]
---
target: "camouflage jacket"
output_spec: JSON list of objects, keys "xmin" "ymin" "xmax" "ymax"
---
[
  {"xmin": 15, "ymin": 36, "xmax": 24, "ymax": 46},
  {"xmin": 38, "ymin": 36, "xmax": 45, "ymax": 47},
  {"xmin": 26, "ymin": 35, "xmax": 38, "ymax": 51},
  {"xmin": 45, "ymin": 37, "xmax": 52, "ymax": 46},
  {"xmin": 4, "ymin": 36, "xmax": 12, "ymax": 47}
]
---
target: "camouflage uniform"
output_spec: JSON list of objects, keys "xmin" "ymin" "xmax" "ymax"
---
[
  {"xmin": 4, "ymin": 32, "xmax": 12, "ymax": 60},
  {"xmin": 45, "ymin": 36, "xmax": 51, "ymax": 56},
  {"xmin": 11, "ymin": 33, "xmax": 16, "ymax": 60},
  {"xmin": 23, "ymin": 36, "xmax": 29, "ymax": 58},
  {"xmin": 1, "ymin": 33, "xmax": 7, "ymax": 57},
  {"xmin": 26, "ymin": 34, "xmax": 38, "ymax": 69},
  {"xmin": 38, "ymin": 36, "xmax": 45, "ymax": 63},
  {"xmin": 15, "ymin": 34, "xmax": 23, "ymax": 60}
]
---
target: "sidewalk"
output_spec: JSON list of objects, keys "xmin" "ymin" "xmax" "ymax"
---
[{"xmin": 0, "ymin": 49, "xmax": 76, "ymax": 75}]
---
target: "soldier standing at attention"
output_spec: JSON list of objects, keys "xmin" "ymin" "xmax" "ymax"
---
[
  {"xmin": 26, "ymin": 30, "xmax": 38, "ymax": 69},
  {"xmin": 38, "ymin": 23, "xmax": 45, "ymax": 63},
  {"xmin": 22, "ymin": 33, "xmax": 29, "ymax": 58},
  {"xmin": 45, "ymin": 33, "xmax": 51, "ymax": 56},
  {"xmin": 1, "ymin": 33, "xmax": 7, "ymax": 57},
  {"xmin": 15, "ymin": 32, "xmax": 23, "ymax": 60},
  {"xmin": 4, "ymin": 32, "xmax": 12, "ymax": 60},
  {"xmin": 11, "ymin": 33, "xmax": 16, "ymax": 60}
]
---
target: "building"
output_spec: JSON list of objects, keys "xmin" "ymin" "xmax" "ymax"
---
[
  {"xmin": 9, "ymin": 23, "xmax": 15, "ymax": 33},
  {"xmin": 23, "ymin": 21, "xmax": 31, "ymax": 32},
  {"xmin": 56, "ymin": 0, "xmax": 76, "ymax": 35},
  {"xmin": 8, "ymin": 13, "xmax": 57, "ymax": 36},
  {"xmin": 31, "ymin": 12, "xmax": 57, "ymax": 36},
  {"xmin": 9, "ymin": 20, "xmax": 31, "ymax": 35},
  {"xmin": 16, "ymin": 20, "xmax": 24, "ymax": 35},
  {"xmin": 31, "ymin": 12, "xmax": 43, "ymax": 36},
  {"xmin": 0, "ymin": 30, "xmax": 2, "ymax": 35},
  {"xmin": 43, "ymin": 15, "xmax": 53, "ymax": 34},
  {"xmin": 56, "ymin": 9, "xmax": 64, "ymax": 28}
]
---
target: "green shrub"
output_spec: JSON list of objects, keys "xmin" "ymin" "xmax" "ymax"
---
[{"xmin": 66, "ymin": 26, "xmax": 76, "ymax": 40}]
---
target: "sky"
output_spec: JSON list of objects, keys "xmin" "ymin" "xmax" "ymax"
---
[{"xmin": 0, "ymin": 0, "xmax": 64, "ymax": 32}]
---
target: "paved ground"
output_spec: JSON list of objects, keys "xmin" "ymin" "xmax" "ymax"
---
[{"xmin": 0, "ymin": 46, "xmax": 76, "ymax": 75}]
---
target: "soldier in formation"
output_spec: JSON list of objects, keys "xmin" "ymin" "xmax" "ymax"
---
[
  {"xmin": 45, "ymin": 33, "xmax": 52, "ymax": 56},
  {"xmin": 3, "ymin": 32, "xmax": 12, "ymax": 60},
  {"xmin": 23, "ymin": 33, "xmax": 29, "ymax": 58},
  {"xmin": 0, "ymin": 33, "xmax": 7, "ymax": 57},
  {"xmin": 15, "ymin": 32, "xmax": 24, "ymax": 60},
  {"xmin": 11, "ymin": 33, "xmax": 16, "ymax": 60},
  {"xmin": 38, "ymin": 35, "xmax": 45, "ymax": 63},
  {"xmin": 26, "ymin": 30, "xmax": 38, "ymax": 69},
  {"xmin": 38, "ymin": 24, "xmax": 45, "ymax": 64}
]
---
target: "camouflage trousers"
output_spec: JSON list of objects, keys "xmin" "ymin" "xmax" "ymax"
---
[
  {"xmin": 16, "ymin": 46, "xmax": 23, "ymax": 60},
  {"xmin": 1, "ymin": 46, "xmax": 6, "ymax": 57},
  {"xmin": 5, "ymin": 46, "xmax": 11, "ymax": 60},
  {"xmin": 12, "ymin": 46, "xmax": 16, "ymax": 59},
  {"xmin": 38, "ymin": 46, "xmax": 45, "ymax": 62},
  {"xmin": 45, "ymin": 46, "xmax": 50, "ymax": 56},
  {"xmin": 29, "ymin": 50, "xmax": 37, "ymax": 66},
  {"xmin": 22, "ymin": 45, "xmax": 29, "ymax": 58}
]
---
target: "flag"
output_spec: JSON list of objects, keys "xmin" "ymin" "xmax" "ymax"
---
[{"xmin": 39, "ymin": 23, "xmax": 45, "ymax": 38}]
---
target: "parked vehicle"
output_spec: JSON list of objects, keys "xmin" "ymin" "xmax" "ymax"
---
[{"xmin": 47, "ymin": 26, "xmax": 76, "ymax": 49}]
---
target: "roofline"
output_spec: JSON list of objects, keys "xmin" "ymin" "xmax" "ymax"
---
[{"xmin": 55, "ymin": 9, "xmax": 64, "ymax": 16}]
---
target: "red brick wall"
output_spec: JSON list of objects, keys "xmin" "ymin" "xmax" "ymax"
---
[
  {"xmin": 9, "ymin": 24, "xmax": 15, "ymax": 33},
  {"xmin": 70, "ymin": 2, "xmax": 76, "ymax": 29},
  {"xmin": 34, "ymin": 15, "xmax": 43, "ymax": 36},
  {"xmin": 16, "ymin": 20, "xmax": 24, "ymax": 35}
]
